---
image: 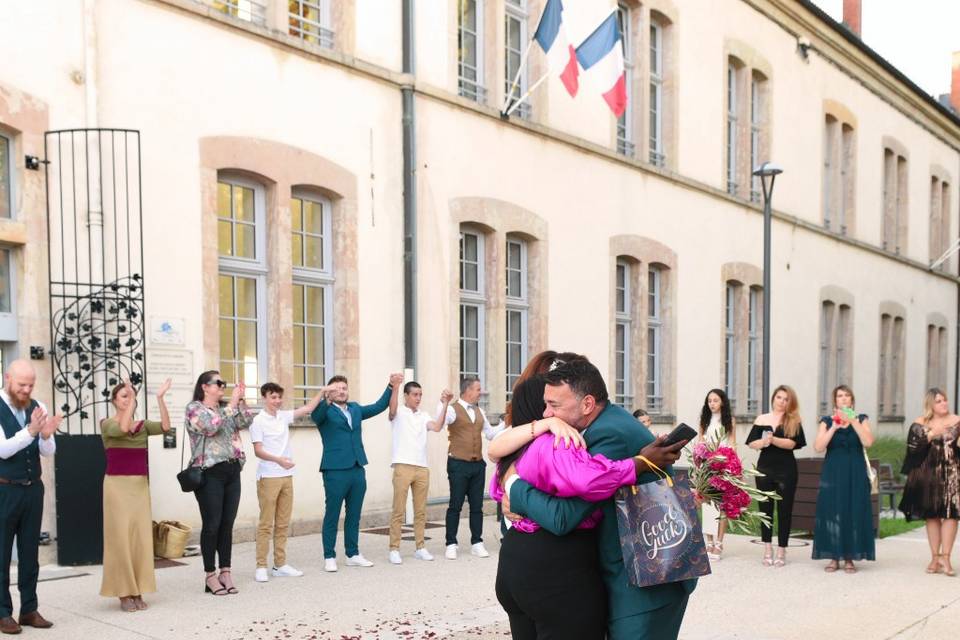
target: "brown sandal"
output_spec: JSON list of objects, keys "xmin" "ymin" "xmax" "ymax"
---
[
  {"xmin": 120, "ymin": 597, "xmax": 138, "ymax": 612},
  {"xmin": 824, "ymin": 561, "xmax": 839, "ymax": 573},
  {"xmin": 843, "ymin": 561, "xmax": 857, "ymax": 574},
  {"xmin": 133, "ymin": 596, "xmax": 148, "ymax": 610}
]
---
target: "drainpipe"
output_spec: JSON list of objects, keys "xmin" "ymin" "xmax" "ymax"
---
[{"xmin": 402, "ymin": 0, "xmax": 417, "ymax": 372}]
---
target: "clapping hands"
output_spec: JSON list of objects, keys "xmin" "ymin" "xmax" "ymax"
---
[{"xmin": 28, "ymin": 407, "xmax": 62, "ymax": 439}]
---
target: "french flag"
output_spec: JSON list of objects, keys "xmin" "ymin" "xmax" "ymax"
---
[
  {"xmin": 534, "ymin": 0, "xmax": 579, "ymax": 97},
  {"xmin": 574, "ymin": 10, "xmax": 627, "ymax": 117}
]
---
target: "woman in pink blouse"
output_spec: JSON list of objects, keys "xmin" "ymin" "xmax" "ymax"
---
[{"xmin": 489, "ymin": 375, "xmax": 647, "ymax": 640}]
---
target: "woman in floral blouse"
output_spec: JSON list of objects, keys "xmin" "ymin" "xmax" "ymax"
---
[{"xmin": 185, "ymin": 370, "xmax": 252, "ymax": 596}]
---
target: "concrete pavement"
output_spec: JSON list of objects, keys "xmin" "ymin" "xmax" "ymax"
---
[{"xmin": 13, "ymin": 517, "xmax": 960, "ymax": 640}]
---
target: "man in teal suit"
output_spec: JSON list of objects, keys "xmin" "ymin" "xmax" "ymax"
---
[
  {"xmin": 312, "ymin": 372, "xmax": 402, "ymax": 572},
  {"xmin": 502, "ymin": 358, "xmax": 694, "ymax": 640}
]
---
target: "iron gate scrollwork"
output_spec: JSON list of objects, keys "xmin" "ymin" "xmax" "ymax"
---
[{"xmin": 44, "ymin": 128, "xmax": 147, "ymax": 435}]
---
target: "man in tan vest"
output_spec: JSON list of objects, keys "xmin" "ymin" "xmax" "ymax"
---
[{"xmin": 441, "ymin": 377, "xmax": 503, "ymax": 560}]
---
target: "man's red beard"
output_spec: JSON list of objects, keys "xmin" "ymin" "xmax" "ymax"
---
[{"xmin": 5, "ymin": 388, "xmax": 32, "ymax": 410}]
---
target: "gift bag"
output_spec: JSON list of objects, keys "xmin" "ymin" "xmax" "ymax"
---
[{"xmin": 614, "ymin": 464, "xmax": 711, "ymax": 587}]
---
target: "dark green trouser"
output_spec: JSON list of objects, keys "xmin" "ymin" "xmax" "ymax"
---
[
  {"xmin": 321, "ymin": 465, "xmax": 366, "ymax": 559},
  {"xmin": 0, "ymin": 483, "xmax": 43, "ymax": 618},
  {"xmin": 607, "ymin": 595, "xmax": 689, "ymax": 640}
]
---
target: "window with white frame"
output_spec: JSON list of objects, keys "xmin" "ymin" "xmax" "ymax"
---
[
  {"xmin": 504, "ymin": 0, "xmax": 529, "ymax": 118},
  {"xmin": 458, "ymin": 0, "xmax": 486, "ymax": 103},
  {"xmin": 212, "ymin": 0, "xmax": 267, "ymax": 26},
  {"xmin": 818, "ymin": 300, "xmax": 852, "ymax": 414},
  {"xmin": 646, "ymin": 266, "xmax": 663, "ymax": 413},
  {"xmin": 749, "ymin": 74, "xmax": 763, "ymax": 202},
  {"xmin": 505, "ymin": 236, "xmax": 528, "ymax": 401},
  {"xmin": 747, "ymin": 287, "xmax": 761, "ymax": 414},
  {"xmin": 878, "ymin": 312, "xmax": 905, "ymax": 417},
  {"xmin": 824, "ymin": 116, "xmax": 856, "ymax": 234},
  {"xmin": 0, "ymin": 133, "xmax": 10, "ymax": 219},
  {"xmin": 927, "ymin": 323, "xmax": 948, "ymax": 390},
  {"xmin": 615, "ymin": 259, "xmax": 633, "ymax": 409},
  {"xmin": 724, "ymin": 282, "xmax": 739, "ymax": 410},
  {"xmin": 823, "ymin": 116, "xmax": 835, "ymax": 229},
  {"xmin": 291, "ymin": 191, "xmax": 334, "ymax": 405},
  {"xmin": 649, "ymin": 21, "xmax": 664, "ymax": 166},
  {"xmin": 218, "ymin": 177, "xmax": 266, "ymax": 403},
  {"xmin": 616, "ymin": 4, "xmax": 634, "ymax": 157},
  {"xmin": 726, "ymin": 61, "xmax": 739, "ymax": 195},
  {"xmin": 839, "ymin": 124, "xmax": 853, "ymax": 233},
  {"xmin": 460, "ymin": 228, "xmax": 486, "ymax": 396},
  {"xmin": 289, "ymin": 0, "xmax": 334, "ymax": 49},
  {"xmin": 882, "ymin": 148, "xmax": 908, "ymax": 254}
]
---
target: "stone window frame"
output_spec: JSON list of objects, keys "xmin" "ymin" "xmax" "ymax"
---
[
  {"xmin": 926, "ymin": 312, "xmax": 949, "ymax": 392},
  {"xmin": 617, "ymin": 0, "xmax": 678, "ymax": 168},
  {"xmin": 822, "ymin": 100, "xmax": 858, "ymax": 236},
  {"xmin": 877, "ymin": 300, "xmax": 907, "ymax": 420},
  {"xmin": 199, "ymin": 136, "xmax": 359, "ymax": 408},
  {"xmin": 720, "ymin": 263, "xmax": 762, "ymax": 419},
  {"xmin": 722, "ymin": 40, "xmax": 772, "ymax": 201},
  {"xmin": 449, "ymin": 197, "xmax": 547, "ymax": 416},
  {"xmin": 817, "ymin": 285, "xmax": 855, "ymax": 416},
  {"xmin": 881, "ymin": 136, "xmax": 909, "ymax": 256},
  {"xmin": 610, "ymin": 235, "xmax": 677, "ymax": 422},
  {"xmin": 929, "ymin": 164, "xmax": 952, "ymax": 272}
]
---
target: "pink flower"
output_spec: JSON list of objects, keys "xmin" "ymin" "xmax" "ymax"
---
[
  {"xmin": 709, "ymin": 476, "xmax": 734, "ymax": 494},
  {"xmin": 693, "ymin": 442, "xmax": 710, "ymax": 463}
]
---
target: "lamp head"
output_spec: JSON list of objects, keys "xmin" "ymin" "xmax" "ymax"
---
[{"xmin": 752, "ymin": 162, "xmax": 784, "ymax": 177}]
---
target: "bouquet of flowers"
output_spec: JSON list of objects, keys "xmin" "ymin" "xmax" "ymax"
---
[{"xmin": 687, "ymin": 435, "xmax": 779, "ymax": 534}]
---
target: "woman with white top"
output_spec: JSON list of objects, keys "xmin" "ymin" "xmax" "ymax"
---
[{"xmin": 697, "ymin": 388, "xmax": 736, "ymax": 560}]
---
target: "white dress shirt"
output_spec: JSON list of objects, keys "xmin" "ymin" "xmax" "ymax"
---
[
  {"xmin": 390, "ymin": 405, "xmax": 436, "ymax": 468},
  {"xmin": 249, "ymin": 409, "xmax": 295, "ymax": 479},
  {"xmin": 440, "ymin": 398, "xmax": 505, "ymax": 440},
  {"xmin": 0, "ymin": 390, "xmax": 56, "ymax": 460}
]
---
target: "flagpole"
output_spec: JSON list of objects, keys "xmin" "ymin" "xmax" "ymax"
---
[
  {"xmin": 504, "ymin": 72, "xmax": 549, "ymax": 117},
  {"xmin": 501, "ymin": 39, "xmax": 536, "ymax": 113}
]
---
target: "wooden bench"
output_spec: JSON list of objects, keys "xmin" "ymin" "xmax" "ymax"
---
[
  {"xmin": 791, "ymin": 458, "xmax": 879, "ymax": 537},
  {"xmin": 878, "ymin": 463, "xmax": 904, "ymax": 511}
]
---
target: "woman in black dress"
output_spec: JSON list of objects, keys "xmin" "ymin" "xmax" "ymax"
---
[
  {"xmin": 899, "ymin": 388, "xmax": 960, "ymax": 576},
  {"xmin": 746, "ymin": 385, "xmax": 806, "ymax": 567}
]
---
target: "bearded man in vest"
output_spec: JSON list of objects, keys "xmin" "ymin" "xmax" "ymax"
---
[
  {"xmin": 0, "ymin": 360, "xmax": 61, "ymax": 634},
  {"xmin": 440, "ymin": 377, "xmax": 503, "ymax": 560}
]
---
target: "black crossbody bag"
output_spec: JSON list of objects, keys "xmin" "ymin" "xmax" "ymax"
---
[{"xmin": 176, "ymin": 432, "xmax": 206, "ymax": 493}]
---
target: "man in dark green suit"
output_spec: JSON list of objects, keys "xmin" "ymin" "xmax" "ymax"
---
[
  {"xmin": 502, "ymin": 358, "xmax": 694, "ymax": 640},
  {"xmin": 312, "ymin": 373, "xmax": 402, "ymax": 571}
]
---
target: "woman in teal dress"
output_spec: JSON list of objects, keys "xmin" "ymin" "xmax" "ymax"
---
[{"xmin": 811, "ymin": 385, "xmax": 876, "ymax": 572}]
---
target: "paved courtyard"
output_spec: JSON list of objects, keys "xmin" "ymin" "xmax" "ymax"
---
[{"xmin": 15, "ymin": 517, "xmax": 960, "ymax": 640}]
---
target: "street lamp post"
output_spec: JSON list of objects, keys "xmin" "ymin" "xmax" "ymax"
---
[{"xmin": 753, "ymin": 162, "xmax": 783, "ymax": 413}]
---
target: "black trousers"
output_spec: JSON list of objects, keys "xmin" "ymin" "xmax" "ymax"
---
[
  {"xmin": 445, "ymin": 458, "xmax": 486, "ymax": 546},
  {"xmin": 0, "ymin": 483, "xmax": 43, "ymax": 618},
  {"xmin": 194, "ymin": 461, "xmax": 242, "ymax": 572},
  {"xmin": 756, "ymin": 470, "xmax": 797, "ymax": 547},
  {"xmin": 496, "ymin": 527, "xmax": 607, "ymax": 640}
]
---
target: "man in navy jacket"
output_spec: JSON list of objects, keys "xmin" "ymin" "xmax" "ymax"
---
[{"xmin": 312, "ymin": 373, "xmax": 402, "ymax": 572}]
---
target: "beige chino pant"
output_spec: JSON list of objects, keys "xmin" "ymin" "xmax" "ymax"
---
[
  {"xmin": 389, "ymin": 463, "xmax": 429, "ymax": 550},
  {"xmin": 256, "ymin": 476, "xmax": 294, "ymax": 568}
]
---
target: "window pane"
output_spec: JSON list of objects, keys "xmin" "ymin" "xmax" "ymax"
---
[
  {"xmin": 218, "ymin": 220, "xmax": 233, "ymax": 256},
  {"xmin": 293, "ymin": 325, "xmax": 305, "ymax": 366},
  {"xmin": 294, "ymin": 365, "xmax": 306, "ymax": 388},
  {"xmin": 0, "ymin": 249, "xmax": 10, "ymax": 313},
  {"xmin": 293, "ymin": 284, "xmax": 304, "ymax": 323},
  {"xmin": 235, "ymin": 223, "xmax": 256, "ymax": 259},
  {"xmin": 462, "ymin": 305, "xmax": 479, "ymax": 339},
  {"xmin": 219, "ymin": 319, "xmax": 236, "ymax": 360},
  {"xmin": 217, "ymin": 182, "xmax": 231, "ymax": 218},
  {"xmin": 292, "ymin": 233, "xmax": 304, "ymax": 268},
  {"xmin": 463, "ymin": 263, "xmax": 478, "ymax": 292},
  {"xmin": 307, "ymin": 366, "xmax": 325, "ymax": 387},
  {"xmin": 306, "ymin": 285, "xmax": 325, "ymax": 324},
  {"xmin": 236, "ymin": 276, "xmax": 257, "ymax": 318},
  {"xmin": 236, "ymin": 186, "xmax": 255, "ymax": 222},
  {"xmin": 237, "ymin": 320, "xmax": 257, "ymax": 360},
  {"xmin": 304, "ymin": 236, "xmax": 323, "ymax": 269},
  {"xmin": 306, "ymin": 326, "xmax": 324, "ymax": 365},
  {"xmin": 219, "ymin": 360, "xmax": 236, "ymax": 385},
  {"xmin": 219, "ymin": 275, "xmax": 235, "ymax": 315},
  {"xmin": 291, "ymin": 198, "xmax": 303, "ymax": 232},
  {"xmin": 0, "ymin": 136, "xmax": 10, "ymax": 218},
  {"xmin": 304, "ymin": 199, "xmax": 324, "ymax": 235}
]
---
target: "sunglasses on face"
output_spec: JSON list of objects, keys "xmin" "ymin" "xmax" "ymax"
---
[{"xmin": 206, "ymin": 379, "xmax": 227, "ymax": 388}]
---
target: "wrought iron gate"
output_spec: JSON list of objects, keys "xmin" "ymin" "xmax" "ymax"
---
[{"xmin": 44, "ymin": 128, "xmax": 147, "ymax": 565}]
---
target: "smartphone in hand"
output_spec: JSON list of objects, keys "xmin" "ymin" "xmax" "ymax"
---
[{"xmin": 662, "ymin": 423, "xmax": 697, "ymax": 447}]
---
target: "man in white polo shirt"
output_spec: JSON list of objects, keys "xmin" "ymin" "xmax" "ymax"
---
[
  {"xmin": 386, "ymin": 381, "xmax": 453, "ymax": 565},
  {"xmin": 250, "ymin": 382, "xmax": 325, "ymax": 583}
]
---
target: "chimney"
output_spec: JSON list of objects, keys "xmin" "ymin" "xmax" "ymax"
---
[
  {"xmin": 952, "ymin": 51, "xmax": 960, "ymax": 114},
  {"xmin": 842, "ymin": 0, "xmax": 862, "ymax": 37}
]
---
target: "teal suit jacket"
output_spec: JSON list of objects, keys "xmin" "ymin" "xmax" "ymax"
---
[
  {"xmin": 509, "ymin": 403, "xmax": 696, "ymax": 620},
  {"xmin": 311, "ymin": 385, "xmax": 392, "ymax": 470}
]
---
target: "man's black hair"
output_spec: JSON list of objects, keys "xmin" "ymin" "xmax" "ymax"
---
[{"xmin": 542, "ymin": 359, "xmax": 609, "ymax": 405}]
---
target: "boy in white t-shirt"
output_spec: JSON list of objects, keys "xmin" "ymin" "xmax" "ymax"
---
[{"xmin": 250, "ymin": 382, "xmax": 325, "ymax": 583}]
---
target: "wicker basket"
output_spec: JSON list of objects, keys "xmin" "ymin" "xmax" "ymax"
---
[{"xmin": 153, "ymin": 520, "xmax": 192, "ymax": 559}]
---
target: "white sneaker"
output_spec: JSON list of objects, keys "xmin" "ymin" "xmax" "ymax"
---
[
  {"xmin": 346, "ymin": 553, "xmax": 374, "ymax": 567},
  {"xmin": 324, "ymin": 558, "xmax": 338, "ymax": 572},
  {"xmin": 254, "ymin": 567, "xmax": 269, "ymax": 582},
  {"xmin": 470, "ymin": 542, "xmax": 490, "ymax": 558},
  {"xmin": 414, "ymin": 548, "xmax": 434, "ymax": 561},
  {"xmin": 388, "ymin": 550, "xmax": 402, "ymax": 565},
  {"xmin": 445, "ymin": 544, "xmax": 458, "ymax": 560},
  {"xmin": 272, "ymin": 564, "xmax": 304, "ymax": 577}
]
